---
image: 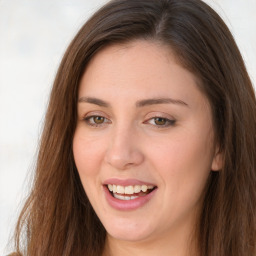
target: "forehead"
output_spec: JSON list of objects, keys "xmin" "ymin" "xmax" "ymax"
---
[
  {"xmin": 83, "ymin": 40, "xmax": 174, "ymax": 82},
  {"xmin": 78, "ymin": 40, "xmax": 208, "ymax": 108}
]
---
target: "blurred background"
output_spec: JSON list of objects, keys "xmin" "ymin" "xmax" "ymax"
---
[{"xmin": 0, "ymin": 0, "xmax": 255, "ymax": 254}]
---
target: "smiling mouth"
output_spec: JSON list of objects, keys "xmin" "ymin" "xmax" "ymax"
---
[{"xmin": 106, "ymin": 184, "xmax": 157, "ymax": 200}]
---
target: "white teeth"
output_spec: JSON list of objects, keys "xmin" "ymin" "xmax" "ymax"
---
[
  {"xmin": 124, "ymin": 185, "xmax": 134, "ymax": 194},
  {"xmin": 134, "ymin": 185, "xmax": 141, "ymax": 193},
  {"xmin": 141, "ymin": 185, "xmax": 147, "ymax": 192},
  {"xmin": 116, "ymin": 185, "xmax": 125, "ymax": 194},
  {"xmin": 107, "ymin": 184, "xmax": 155, "ymax": 195},
  {"xmin": 113, "ymin": 193, "xmax": 139, "ymax": 200}
]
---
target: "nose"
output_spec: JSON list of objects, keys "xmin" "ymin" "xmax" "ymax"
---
[{"xmin": 104, "ymin": 126, "xmax": 144, "ymax": 170}]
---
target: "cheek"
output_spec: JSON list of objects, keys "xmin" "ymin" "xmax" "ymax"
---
[
  {"xmin": 73, "ymin": 131, "xmax": 105, "ymax": 178},
  {"xmin": 146, "ymin": 130, "xmax": 214, "ymax": 196},
  {"xmin": 149, "ymin": 132, "xmax": 213, "ymax": 172}
]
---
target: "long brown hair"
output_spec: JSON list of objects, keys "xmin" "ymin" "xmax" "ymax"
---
[{"xmin": 12, "ymin": 0, "xmax": 256, "ymax": 255}]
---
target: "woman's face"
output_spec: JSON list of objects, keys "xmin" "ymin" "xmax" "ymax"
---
[{"xmin": 73, "ymin": 40, "xmax": 220, "ymax": 244}]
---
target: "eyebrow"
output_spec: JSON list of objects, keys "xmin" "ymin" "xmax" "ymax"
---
[
  {"xmin": 78, "ymin": 97, "xmax": 110, "ymax": 107},
  {"xmin": 135, "ymin": 98, "xmax": 188, "ymax": 107},
  {"xmin": 78, "ymin": 97, "xmax": 188, "ymax": 108}
]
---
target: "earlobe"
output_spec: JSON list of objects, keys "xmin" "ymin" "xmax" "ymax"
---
[{"xmin": 211, "ymin": 148, "xmax": 223, "ymax": 171}]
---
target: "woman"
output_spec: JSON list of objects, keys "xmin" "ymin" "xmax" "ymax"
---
[{"xmin": 12, "ymin": 0, "xmax": 256, "ymax": 255}]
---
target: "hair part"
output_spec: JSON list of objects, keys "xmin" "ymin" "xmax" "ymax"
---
[{"xmin": 12, "ymin": 0, "xmax": 256, "ymax": 255}]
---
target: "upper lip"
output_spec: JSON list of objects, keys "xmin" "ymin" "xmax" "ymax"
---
[{"xmin": 103, "ymin": 178, "xmax": 156, "ymax": 187}]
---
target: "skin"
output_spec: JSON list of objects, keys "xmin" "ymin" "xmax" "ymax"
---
[{"xmin": 73, "ymin": 40, "xmax": 221, "ymax": 256}]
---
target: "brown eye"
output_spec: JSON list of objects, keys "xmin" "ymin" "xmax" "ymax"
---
[
  {"xmin": 84, "ymin": 115, "xmax": 110, "ymax": 127},
  {"xmin": 154, "ymin": 117, "xmax": 167, "ymax": 125},
  {"xmin": 93, "ymin": 116, "xmax": 105, "ymax": 124},
  {"xmin": 146, "ymin": 116, "xmax": 176, "ymax": 127}
]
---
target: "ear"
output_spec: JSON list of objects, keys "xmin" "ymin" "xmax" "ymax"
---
[{"xmin": 211, "ymin": 147, "xmax": 223, "ymax": 171}]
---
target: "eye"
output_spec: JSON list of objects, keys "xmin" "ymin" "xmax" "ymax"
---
[
  {"xmin": 91, "ymin": 116, "xmax": 105, "ymax": 124},
  {"xmin": 146, "ymin": 117, "xmax": 176, "ymax": 127},
  {"xmin": 83, "ymin": 115, "xmax": 111, "ymax": 127}
]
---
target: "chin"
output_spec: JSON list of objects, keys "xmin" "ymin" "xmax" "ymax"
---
[{"xmin": 103, "ymin": 216, "xmax": 155, "ymax": 242}]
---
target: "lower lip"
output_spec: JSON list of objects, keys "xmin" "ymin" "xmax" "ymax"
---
[{"xmin": 103, "ymin": 186, "xmax": 157, "ymax": 211}]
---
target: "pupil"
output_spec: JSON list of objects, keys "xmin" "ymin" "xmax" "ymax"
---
[
  {"xmin": 94, "ymin": 116, "xmax": 104, "ymax": 124},
  {"xmin": 155, "ymin": 117, "xmax": 166, "ymax": 125}
]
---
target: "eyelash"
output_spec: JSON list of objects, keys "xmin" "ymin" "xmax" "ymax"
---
[
  {"xmin": 83, "ymin": 115, "xmax": 176, "ymax": 128},
  {"xmin": 145, "ymin": 117, "xmax": 176, "ymax": 128},
  {"xmin": 83, "ymin": 115, "xmax": 111, "ymax": 127}
]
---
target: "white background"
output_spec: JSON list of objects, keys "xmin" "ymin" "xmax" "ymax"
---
[{"xmin": 0, "ymin": 0, "xmax": 255, "ymax": 254}]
